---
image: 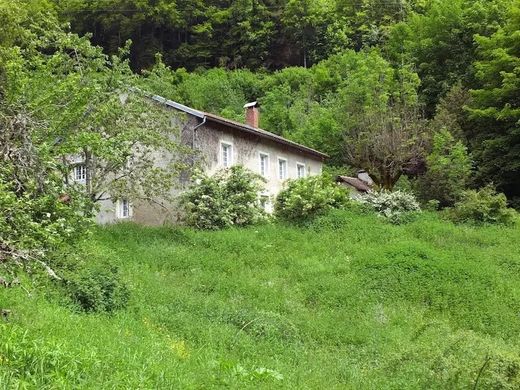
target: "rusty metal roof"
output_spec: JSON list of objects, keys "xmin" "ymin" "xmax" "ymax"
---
[{"xmin": 337, "ymin": 176, "xmax": 372, "ymax": 192}]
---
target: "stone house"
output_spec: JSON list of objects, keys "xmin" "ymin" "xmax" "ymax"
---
[{"xmin": 81, "ymin": 95, "xmax": 327, "ymax": 225}]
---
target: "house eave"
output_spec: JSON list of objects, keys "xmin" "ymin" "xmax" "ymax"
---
[
  {"xmin": 151, "ymin": 95, "xmax": 205, "ymax": 119},
  {"xmin": 150, "ymin": 93, "xmax": 328, "ymax": 160},
  {"xmin": 204, "ymin": 114, "xmax": 328, "ymax": 160}
]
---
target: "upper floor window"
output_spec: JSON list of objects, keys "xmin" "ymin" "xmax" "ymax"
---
[
  {"xmin": 259, "ymin": 153, "xmax": 269, "ymax": 177},
  {"xmin": 73, "ymin": 164, "xmax": 86, "ymax": 182},
  {"xmin": 278, "ymin": 158, "xmax": 287, "ymax": 180},
  {"xmin": 221, "ymin": 142, "xmax": 233, "ymax": 168},
  {"xmin": 297, "ymin": 163, "xmax": 306, "ymax": 179}
]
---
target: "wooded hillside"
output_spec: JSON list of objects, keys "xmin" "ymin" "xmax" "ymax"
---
[
  {"xmin": 49, "ymin": 0, "xmax": 519, "ymax": 206},
  {"xmin": 1, "ymin": 0, "xmax": 519, "ymax": 205}
]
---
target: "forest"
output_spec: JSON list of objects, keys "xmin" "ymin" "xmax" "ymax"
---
[
  {"xmin": 1, "ymin": 0, "xmax": 519, "ymax": 205},
  {"xmin": 56, "ymin": 0, "xmax": 520, "ymax": 205}
]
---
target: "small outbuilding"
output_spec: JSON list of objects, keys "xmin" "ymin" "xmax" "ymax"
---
[{"xmin": 337, "ymin": 170, "xmax": 374, "ymax": 198}]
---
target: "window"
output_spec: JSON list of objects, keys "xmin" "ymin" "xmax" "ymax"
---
[
  {"xmin": 73, "ymin": 164, "xmax": 86, "ymax": 182},
  {"xmin": 221, "ymin": 142, "xmax": 233, "ymax": 168},
  {"xmin": 297, "ymin": 163, "xmax": 306, "ymax": 178},
  {"xmin": 278, "ymin": 158, "xmax": 287, "ymax": 180},
  {"xmin": 259, "ymin": 153, "xmax": 269, "ymax": 177},
  {"xmin": 118, "ymin": 199, "xmax": 131, "ymax": 219},
  {"xmin": 259, "ymin": 194, "xmax": 272, "ymax": 213},
  {"xmin": 260, "ymin": 195, "xmax": 269, "ymax": 210}
]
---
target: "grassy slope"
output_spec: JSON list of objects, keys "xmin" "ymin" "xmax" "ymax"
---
[{"xmin": 1, "ymin": 210, "xmax": 520, "ymax": 389}]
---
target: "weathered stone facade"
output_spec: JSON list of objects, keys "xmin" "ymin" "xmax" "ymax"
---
[{"xmin": 95, "ymin": 98, "xmax": 326, "ymax": 225}]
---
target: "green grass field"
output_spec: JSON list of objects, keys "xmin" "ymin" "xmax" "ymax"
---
[{"xmin": 1, "ymin": 210, "xmax": 520, "ymax": 389}]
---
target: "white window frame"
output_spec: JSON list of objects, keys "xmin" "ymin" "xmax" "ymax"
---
[
  {"xmin": 259, "ymin": 152, "xmax": 269, "ymax": 177},
  {"xmin": 259, "ymin": 193, "xmax": 273, "ymax": 213},
  {"xmin": 296, "ymin": 162, "xmax": 306, "ymax": 179},
  {"xmin": 220, "ymin": 141, "xmax": 234, "ymax": 168},
  {"xmin": 73, "ymin": 164, "xmax": 86, "ymax": 183},
  {"xmin": 117, "ymin": 199, "xmax": 132, "ymax": 219},
  {"xmin": 277, "ymin": 157, "xmax": 288, "ymax": 180}
]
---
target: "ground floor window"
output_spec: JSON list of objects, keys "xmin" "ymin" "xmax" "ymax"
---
[
  {"xmin": 73, "ymin": 164, "xmax": 86, "ymax": 183},
  {"xmin": 259, "ymin": 193, "xmax": 273, "ymax": 213},
  {"xmin": 117, "ymin": 199, "xmax": 132, "ymax": 219}
]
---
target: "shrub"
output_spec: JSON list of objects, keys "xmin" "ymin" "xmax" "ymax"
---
[
  {"xmin": 64, "ymin": 263, "xmax": 130, "ymax": 313},
  {"xmin": 415, "ymin": 129, "xmax": 472, "ymax": 207},
  {"xmin": 274, "ymin": 175, "xmax": 349, "ymax": 222},
  {"xmin": 358, "ymin": 190, "xmax": 421, "ymax": 224},
  {"xmin": 309, "ymin": 207, "xmax": 367, "ymax": 231},
  {"xmin": 182, "ymin": 166, "xmax": 266, "ymax": 230},
  {"xmin": 447, "ymin": 186, "xmax": 517, "ymax": 225}
]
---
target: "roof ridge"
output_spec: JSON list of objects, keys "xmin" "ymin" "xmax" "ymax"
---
[{"xmin": 150, "ymin": 93, "xmax": 328, "ymax": 159}]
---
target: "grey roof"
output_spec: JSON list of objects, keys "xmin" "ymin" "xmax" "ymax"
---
[
  {"xmin": 151, "ymin": 94, "xmax": 328, "ymax": 160},
  {"xmin": 151, "ymin": 95, "xmax": 205, "ymax": 119}
]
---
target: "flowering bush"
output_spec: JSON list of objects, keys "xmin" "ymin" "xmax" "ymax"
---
[
  {"xmin": 358, "ymin": 190, "xmax": 421, "ymax": 224},
  {"xmin": 446, "ymin": 186, "xmax": 517, "ymax": 225},
  {"xmin": 275, "ymin": 175, "xmax": 349, "ymax": 222},
  {"xmin": 182, "ymin": 166, "xmax": 266, "ymax": 229}
]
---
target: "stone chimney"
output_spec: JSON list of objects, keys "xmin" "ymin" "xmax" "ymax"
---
[
  {"xmin": 357, "ymin": 170, "xmax": 374, "ymax": 186},
  {"xmin": 244, "ymin": 101, "xmax": 259, "ymax": 128}
]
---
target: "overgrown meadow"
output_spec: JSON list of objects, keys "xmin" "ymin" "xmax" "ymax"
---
[{"xmin": 1, "ymin": 210, "xmax": 520, "ymax": 388}]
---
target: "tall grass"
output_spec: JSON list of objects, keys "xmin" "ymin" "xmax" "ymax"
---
[{"xmin": 1, "ymin": 210, "xmax": 520, "ymax": 388}]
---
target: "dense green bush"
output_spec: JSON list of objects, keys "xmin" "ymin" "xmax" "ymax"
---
[
  {"xmin": 274, "ymin": 175, "xmax": 349, "ymax": 222},
  {"xmin": 447, "ymin": 185, "xmax": 517, "ymax": 225},
  {"xmin": 182, "ymin": 166, "xmax": 266, "ymax": 230},
  {"xmin": 358, "ymin": 190, "xmax": 421, "ymax": 224},
  {"xmin": 309, "ymin": 207, "xmax": 369, "ymax": 231},
  {"xmin": 64, "ymin": 262, "xmax": 130, "ymax": 313},
  {"xmin": 416, "ymin": 129, "xmax": 472, "ymax": 207}
]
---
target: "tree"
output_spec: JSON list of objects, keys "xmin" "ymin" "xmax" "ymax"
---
[
  {"xmin": 0, "ymin": 0, "xmax": 55, "ymax": 96},
  {"xmin": 4, "ymin": 16, "xmax": 195, "ymax": 213},
  {"xmin": 429, "ymin": 82, "xmax": 471, "ymax": 143},
  {"xmin": 0, "ymin": 103, "xmax": 91, "ymax": 276},
  {"xmin": 321, "ymin": 50, "xmax": 429, "ymax": 189},
  {"xmin": 1, "ymin": 1, "xmax": 92, "ymax": 276},
  {"xmin": 467, "ymin": 3, "xmax": 520, "ymax": 206},
  {"xmin": 335, "ymin": 0, "xmax": 426, "ymax": 50},
  {"xmin": 415, "ymin": 129, "xmax": 472, "ymax": 207},
  {"xmin": 387, "ymin": 0, "xmax": 512, "ymax": 116},
  {"xmin": 282, "ymin": 0, "xmax": 350, "ymax": 67},
  {"xmin": 57, "ymin": 0, "xmax": 282, "ymax": 70},
  {"xmin": 345, "ymin": 101, "xmax": 429, "ymax": 190}
]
